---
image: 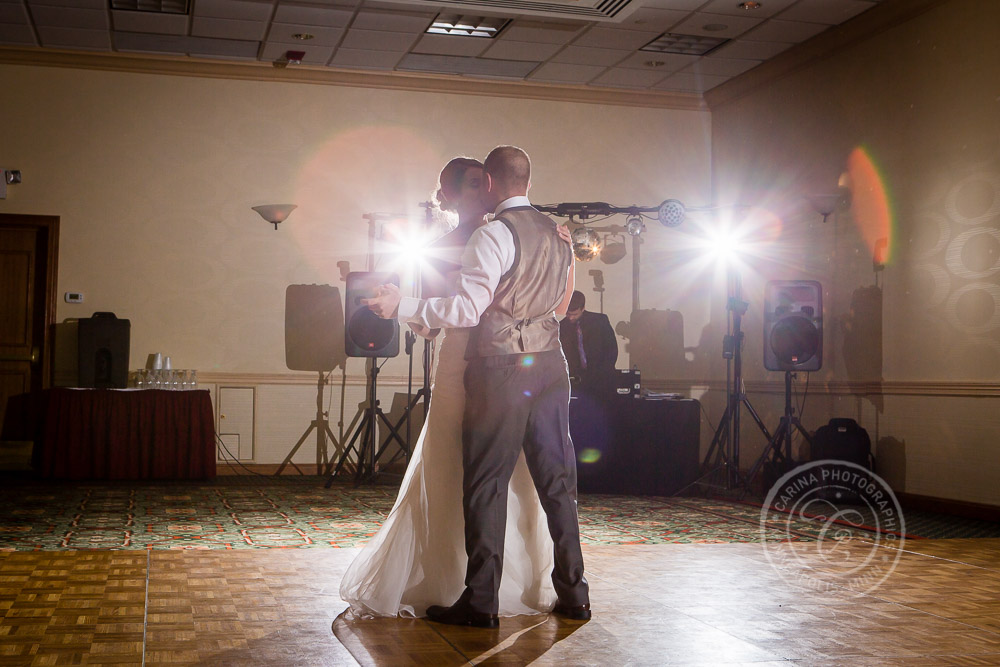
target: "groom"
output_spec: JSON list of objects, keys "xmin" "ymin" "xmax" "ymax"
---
[{"xmin": 363, "ymin": 145, "xmax": 590, "ymax": 627}]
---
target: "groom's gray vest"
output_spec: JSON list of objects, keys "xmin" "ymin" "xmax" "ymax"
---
[{"xmin": 466, "ymin": 206, "xmax": 572, "ymax": 359}]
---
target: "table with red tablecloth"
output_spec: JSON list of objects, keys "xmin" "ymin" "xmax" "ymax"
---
[{"xmin": 3, "ymin": 388, "xmax": 216, "ymax": 480}]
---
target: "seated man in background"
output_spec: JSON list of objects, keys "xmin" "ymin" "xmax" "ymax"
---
[{"xmin": 559, "ymin": 291, "xmax": 618, "ymax": 396}]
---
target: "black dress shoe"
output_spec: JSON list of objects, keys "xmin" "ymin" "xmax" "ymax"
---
[
  {"xmin": 552, "ymin": 601, "xmax": 591, "ymax": 621},
  {"xmin": 426, "ymin": 601, "xmax": 499, "ymax": 628}
]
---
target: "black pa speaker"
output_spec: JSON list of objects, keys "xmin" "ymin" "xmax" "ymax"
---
[
  {"xmin": 285, "ymin": 284, "xmax": 346, "ymax": 371},
  {"xmin": 78, "ymin": 312, "xmax": 130, "ymax": 388},
  {"xmin": 764, "ymin": 280, "xmax": 822, "ymax": 372},
  {"xmin": 345, "ymin": 272, "xmax": 400, "ymax": 358}
]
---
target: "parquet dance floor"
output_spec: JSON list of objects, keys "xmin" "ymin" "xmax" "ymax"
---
[{"xmin": 3, "ymin": 537, "xmax": 1000, "ymax": 665}]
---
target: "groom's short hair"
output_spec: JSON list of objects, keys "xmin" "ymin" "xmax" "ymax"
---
[{"xmin": 484, "ymin": 145, "xmax": 530, "ymax": 193}]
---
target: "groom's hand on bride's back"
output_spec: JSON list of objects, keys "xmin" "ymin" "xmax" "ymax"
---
[{"xmin": 362, "ymin": 284, "xmax": 401, "ymax": 319}]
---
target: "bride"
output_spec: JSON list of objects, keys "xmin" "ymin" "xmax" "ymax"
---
[{"xmin": 340, "ymin": 156, "xmax": 570, "ymax": 618}]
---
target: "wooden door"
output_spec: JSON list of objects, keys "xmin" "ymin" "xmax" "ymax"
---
[{"xmin": 0, "ymin": 215, "xmax": 59, "ymax": 432}]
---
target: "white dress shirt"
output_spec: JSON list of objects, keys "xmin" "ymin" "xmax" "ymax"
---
[{"xmin": 397, "ymin": 195, "xmax": 532, "ymax": 330}]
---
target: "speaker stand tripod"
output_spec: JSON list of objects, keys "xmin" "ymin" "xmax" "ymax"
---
[
  {"xmin": 742, "ymin": 371, "xmax": 812, "ymax": 496},
  {"xmin": 677, "ymin": 273, "xmax": 772, "ymax": 496},
  {"xmin": 275, "ymin": 371, "xmax": 341, "ymax": 475},
  {"xmin": 325, "ymin": 358, "xmax": 412, "ymax": 486}
]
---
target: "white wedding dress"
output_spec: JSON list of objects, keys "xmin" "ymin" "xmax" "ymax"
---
[{"xmin": 339, "ymin": 326, "xmax": 557, "ymax": 617}]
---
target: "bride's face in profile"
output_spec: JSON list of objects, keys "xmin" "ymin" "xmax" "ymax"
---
[{"xmin": 454, "ymin": 167, "xmax": 487, "ymax": 221}]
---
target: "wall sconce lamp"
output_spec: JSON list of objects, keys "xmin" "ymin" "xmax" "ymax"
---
[
  {"xmin": 252, "ymin": 204, "xmax": 297, "ymax": 230},
  {"xmin": 806, "ymin": 186, "xmax": 851, "ymax": 223}
]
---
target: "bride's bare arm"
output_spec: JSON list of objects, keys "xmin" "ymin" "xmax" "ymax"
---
[{"xmin": 555, "ymin": 258, "xmax": 575, "ymax": 316}]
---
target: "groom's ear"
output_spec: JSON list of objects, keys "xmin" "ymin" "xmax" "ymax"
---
[{"xmin": 483, "ymin": 171, "xmax": 494, "ymax": 193}]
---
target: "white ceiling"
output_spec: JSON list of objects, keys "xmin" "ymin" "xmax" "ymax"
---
[{"xmin": 0, "ymin": 0, "xmax": 885, "ymax": 94}]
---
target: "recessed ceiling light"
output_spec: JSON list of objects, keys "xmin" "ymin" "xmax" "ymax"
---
[
  {"xmin": 292, "ymin": 33, "xmax": 314, "ymax": 41},
  {"xmin": 427, "ymin": 14, "xmax": 508, "ymax": 38},
  {"xmin": 738, "ymin": 1, "xmax": 763, "ymax": 9},
  {"xmin": 644, "ymin": 60, "xmax": 665, "ymax": 68}
]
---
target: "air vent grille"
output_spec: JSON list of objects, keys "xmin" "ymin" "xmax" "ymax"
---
[
  {"xmin": 641, "ymin": 33, "xmax": 729, "ymax": 56},
  {"xmin": 395, "ymin": 0, "xmax": 633, "ymax": 20},
  {"xmin": 109, "ymin": 0, "xmax": 190, "ymax": 14}
]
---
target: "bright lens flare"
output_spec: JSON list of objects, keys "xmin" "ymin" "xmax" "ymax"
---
[
  {"xmin": 379, "ymin": 218, "xmax": 433, "ymax": 271},
  {"xmin": 846, "ymin": 146, "xmax": 894, "ymax": 265}
]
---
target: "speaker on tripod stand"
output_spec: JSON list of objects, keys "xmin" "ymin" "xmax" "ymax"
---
[
  {"xmin": 275, "ymin": 284, "xmax": 347, "ymax": 475},
  {"xmin": 744, "ymin": 280, "xmax": 822, "ymax": 494},
  {"xmin": 327, "ymin": 272, "xmax": 415, "ymax": 486}
]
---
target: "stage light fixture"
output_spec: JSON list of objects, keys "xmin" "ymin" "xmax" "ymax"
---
[
  {"xmin": 625, "ymin": 215, "xmax": 645, "ymax": 237},
  {"xmin": 658, "ymin": 199, "xmax": 686, "ymax": 227},
  {"xmin": 571, "ymin": 227, "xmax": 600, "ymax": 262},
  {"xmin": 600, "ymin": 234, "xmax": 627, "ymax": 264}
]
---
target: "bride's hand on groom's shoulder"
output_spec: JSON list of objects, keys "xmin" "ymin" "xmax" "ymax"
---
[
  {"xmin": 556, "ymin": 224, "xmax": 571, "ymax": 245},
  {"xmin": 362, "ymin": 284, "xmax": 401, "ymax": 319}
]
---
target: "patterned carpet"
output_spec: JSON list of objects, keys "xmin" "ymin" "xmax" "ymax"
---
[{"xmin": 0, "ymin": 475, "xmax": 996, "ymax": 550}]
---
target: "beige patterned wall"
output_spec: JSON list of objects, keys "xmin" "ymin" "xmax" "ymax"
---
[
  {"xmin": 709, "ymin": 0, "xmax": 1000, "ymax": 504},
  {"xmin": 0, "ymin": 62, "xmax": 712, "ymax": 467}
]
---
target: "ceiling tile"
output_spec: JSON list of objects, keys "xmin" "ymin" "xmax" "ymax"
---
[
  {"xmin": 25, "ymin": 0, "xmax": 104, "ymax": 8},
  {"xmin": 653, "ymin": 71, "xmax": 729, "ymax": 92},
  {"xmin": 549, "ymin": 45, "xmax": 629, "ymax": 67},
  {"xmin": 193, "ymin": 17, "xmax": 267, "ymax": 41},
  {"xmin": 669, "ymin": 12, "xmax": 762, "ymax": 39},
  {"xmin": 528, "ymin": 61, "xmax": 604, "ymax": 84},
  {"xmin": 268, "ymin": 23, "xmax": 344, "ymax": 47},
  {"xmin": 710, "ymin": 39, "xmax": 791, "ymax": 60},
  {"xmin": 686, "ymin": 56, "xmax": 759, "ymax": 77},
  {"xmin": 0, "ymin": 4, "xmax": 29, "ymax": 23},
  {"xmin": 697, "ymin": 0, "xmax": 797, "ymax": 19},
  {"xmin": 615, "ymin": 7, "xmax": 688, "ymax": 33},
  {"xmin": 37, "ymin": 26, "xmax": 110, "ymax": 49},
  {"xmin": 111, "ymin": 10, "xmax": 188, "ymax": 35},
  {"xmin": 0, "ymin": 24, "xmax": 36, "ymax": 45},
  {"xmin": 274, "ymin": 5, "xmax": 354, "ymax": 28},
  {"xmin": 616, "ymin": 51, "xmax": 697, "ymax": 71},
  {"xmin": 340, "ymin": 27, "xmax": 419, "ymax": 51},
  {"xmin": 30, "ymin": 6, "xmax": 108, "ymax": 29},
  {"xmin": 500, "ymin": 19, "xmax": 585, "ymax": 45},
  {"xmin": 183, "ymin": 36, "xmax": 261, "ymax": 57},
  {"xmin": 742, "ymin": 19, "xmax": 828, "ymax": 43},
  {"xmin": 260, "ymin": 41, "xmax": 334, "ymax": 64},
  {"xmin": 780, "ymin": 0, "xmax": 877, "ymax": 25},
  {"xmin": 363, "ymin": 0, "xmax": 431, "ymax": 9},
  {"xmin": 591, "ymin": 66, "xmax": 669, "ymax": 89},
  {"xmin": 114, "ymin": 31, "xmax": 259, "ymax": 58},
  {"xmin": 330, "ymin": 47, "xmax": 403, "ymax": 70},
  {"xmin": 572, "ymin": 26, "xmax": 659, "ymax": 50},
  {"xmin": 397, "ymin": 53, "xmax": 536, "ymax": 78},
  {"xmin": 194, "ymin": 0, "xmax": 272, "ymax": 21},
  {"xmin": 411, "ymin": 33, "xmax": 491, "ymax": 57},
  {"xmin": 351, "ymin": 9, "xmax": 432, "ymax": 32},
  {"xmin": 481, "ymin": 39, "xmax": 561, "ymax": 62},
  {"xmin": 636, "ymin": 0, "xmax": 706, "ymax": 9}
]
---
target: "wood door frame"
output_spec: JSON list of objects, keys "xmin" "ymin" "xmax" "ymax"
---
[{"xmin": 1, "ymin": 214, "xmax": 59, "ymax": 389}]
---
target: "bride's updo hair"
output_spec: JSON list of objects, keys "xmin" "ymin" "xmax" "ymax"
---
[{"xmin": 434, "ymin": 157, "xmax": 484, "ymax": 213}]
